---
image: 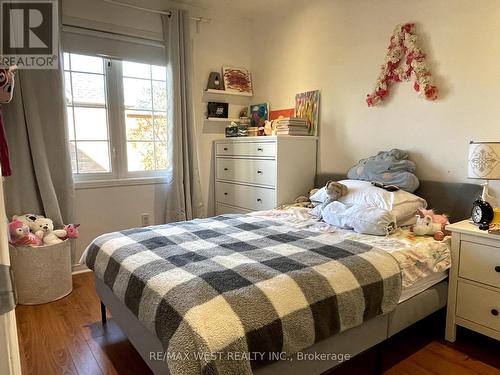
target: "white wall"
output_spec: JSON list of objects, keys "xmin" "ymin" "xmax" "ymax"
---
[
  {"xmin": 251, "ymin": 0, "xmax": 500, "ymax": 195},
  {"xmin": 63, "ymin": 0, "xmax": 253, "ymax": 267}
]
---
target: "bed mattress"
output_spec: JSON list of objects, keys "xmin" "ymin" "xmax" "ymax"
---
[{"xmin": 399, "ymin": 270, "xmax": 447, "ymax": 302}]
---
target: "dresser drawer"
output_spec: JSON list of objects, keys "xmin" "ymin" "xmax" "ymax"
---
[
  {"xmin": 456, "ymin": 281, "xmax": 500, "ymax": 332},
  {"xmin": 216, "ymin": 203, "xmax": 252, "ymax": 215},
  {"xmin": 216, "ymin": 182, "xmax": 276, "ymax": 211},
  {"xmin": 216, "ymin": 158, "xmax": 276, "ymax": 186},
  {"xmin": 459, "ymin": 241, "xmax": 500, "ymax": 288},
  {"xmin": 216, "ymin": 142, "xmax": 276, "ymax": 157}
]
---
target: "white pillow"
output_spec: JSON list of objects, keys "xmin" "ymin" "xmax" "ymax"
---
[
  {"xmin": 310, "ymin": 180, "xmax": 426, "ymax": 224},
  {"xmin": 320, "ymin": 201, "xmax": 397, "ymax": 236}
]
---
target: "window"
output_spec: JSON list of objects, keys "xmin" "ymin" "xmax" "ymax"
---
[
  {"xmin": 122, "ymin": 61, "xmax": 168, "ymax": 172},
  {"xmin": 64, "ymin": 52, "xmax": 169, "ymax": 181}
]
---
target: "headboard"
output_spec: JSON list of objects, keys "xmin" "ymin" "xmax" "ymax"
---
[{"xmin": 315, "ymin": 174, "xmax": 482, "ymax": 223}]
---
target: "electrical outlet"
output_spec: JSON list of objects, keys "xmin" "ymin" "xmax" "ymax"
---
[{"xmin": 141, "ymin": 213, "xmax": 151, "ymax": 227}]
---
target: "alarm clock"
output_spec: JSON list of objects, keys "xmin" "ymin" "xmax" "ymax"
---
[{"xmin": 471, "ymin": 199, "xmax": 494, "ymax": 230}]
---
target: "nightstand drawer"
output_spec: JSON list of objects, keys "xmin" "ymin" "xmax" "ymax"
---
[
  {"xmin": 216, "ymin": 142, "xmax": 276, "ymax": 157},
  {"xmin": 459, "ymin": 241, "xmax": 500, "ymax": 288},
  {"xmin": 216, "ymin": 158, "xmax": 276, "ymax": 186},
  {"xmin": 456, "ymin": 282, "xmax": 500, "ymax": 332}
]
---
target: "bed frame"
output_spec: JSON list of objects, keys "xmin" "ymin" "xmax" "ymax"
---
[{"xmin": 95, "ymin": 177, "xmax": 481, "ymax": 375}]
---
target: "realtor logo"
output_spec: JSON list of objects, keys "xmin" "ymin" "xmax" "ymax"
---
[{"xmin": 0, "ymin": 0, "xmax": 58, "ymax": 69}]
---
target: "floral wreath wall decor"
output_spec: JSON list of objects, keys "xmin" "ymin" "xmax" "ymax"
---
[{"xmin": 366, "ymin": 23, "xmax": 438, "ymax": 107}]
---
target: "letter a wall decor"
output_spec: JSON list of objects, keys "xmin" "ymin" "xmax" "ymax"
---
[{"xmin": 366, "ymin": 23, "xmax": 438, "ymax": 107}]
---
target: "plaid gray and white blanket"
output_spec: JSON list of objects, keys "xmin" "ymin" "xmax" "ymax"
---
[{"xmin": 83, "ymin": 214, "xmax": 402, "ymax": 375}]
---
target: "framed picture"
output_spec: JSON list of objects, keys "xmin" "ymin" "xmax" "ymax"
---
[
  {"xmin": 295, "ymin": 90, "xmax": 320, "ymax": 136},
  {"xmin": 249, "ymin": 103, "xmax": 269, "ymax": 129},
  {"xmin": 222, "ymin": 66, "xmax": 253, "ymax": 94},
  {"xmin": 269, "ymin": 108, "xmax": 295, "ymax": 120},
  {"xmin": 207, "ymin": 102, "xmax": 229, "ymax": 118}
]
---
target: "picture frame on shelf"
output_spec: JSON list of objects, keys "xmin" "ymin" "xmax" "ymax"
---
[
  {"xmin": 207, "ymin": 102, "xmax": 229, "ymax": 118},
  {"xmin": 222, "ymin": 66, "xmax": 253, "ymax": 95}
]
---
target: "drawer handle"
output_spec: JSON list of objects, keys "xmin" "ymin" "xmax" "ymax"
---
[
  {"xmin": 257, "ymin": 198, "xmax": 262, "ymax": 203},
  {"xmin": 257, "ymin": 147, "xmax": 263, "ymax": 151},
  {"xmin": 495, "ymin": 266, "xmax": 500, "ymax": 273},
  {"xmin": 224, "ymin": 168, "xmax": 229, "ymax": 171},
  {"xmin": 223, "ymin": 147, "xmax": 228, "ymax": 151},
  {"xmin": 257, "ymin": 170, "xmax": 263, "ymax": 174},
  {"xmin": 491, "ymin": 309, "xmax": 499, "ymax": 317},
  {"xmin": 224, "ymin": 192, "xmax": 228, "ymax": 196}
]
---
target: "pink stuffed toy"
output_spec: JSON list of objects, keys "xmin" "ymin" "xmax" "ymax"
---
[
  {"xmin": 8, "ymin": 219, "xmax": 43, "ymax": 246},
  {"xmin": 411, "ymin": 208, "xmax": 451, "ymax": 241},
  {"xmin": 61, "ymin": 224, "xmax": 80, "ymax": 240}
]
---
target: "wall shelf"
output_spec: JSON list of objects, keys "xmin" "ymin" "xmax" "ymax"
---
[
  {"xmin": 204, "ymin": 89, "xmax": 253, "ymax": 97},
  {"xmin": 204, "ymin": 117, "xmax": 240, "ymax": 123}
]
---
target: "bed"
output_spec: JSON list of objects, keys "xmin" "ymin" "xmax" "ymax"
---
[{"xmin": 83, "ymin": 175, "xmax": 481, "ymax": 375}]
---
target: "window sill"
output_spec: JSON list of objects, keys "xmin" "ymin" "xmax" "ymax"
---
[{"xmin": 74, "ymin": 176, "xmax": 170, "ymax": 190}]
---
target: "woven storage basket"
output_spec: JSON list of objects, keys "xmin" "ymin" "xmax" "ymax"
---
[{"xmin": 9, "ymin": 240, "xmax": 72, "ymax": 305}]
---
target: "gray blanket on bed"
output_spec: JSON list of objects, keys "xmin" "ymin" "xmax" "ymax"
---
[{"xmin": 83, "ymin": 214, "xmax": 402, "ymax": 375}]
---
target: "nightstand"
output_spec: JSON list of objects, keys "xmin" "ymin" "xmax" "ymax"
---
[{"xmin": 445, "ymin": 220, "xmax": 500, "ymax": 342}]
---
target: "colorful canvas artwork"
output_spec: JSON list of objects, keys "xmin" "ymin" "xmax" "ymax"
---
[
  {"xmin": 269, "ymin": 108, "xmax": 295, "ymax": 120},
  {"xmin": 222, "ymin": 66, "xmax": 253, "ymax": 94},
  {"xmin": 249, "ymin": 103, "xmax": 269, "ymax": 130},
  {"xmin": 295, "ymin": 90, "xmax": 320, "ymax": 136}
]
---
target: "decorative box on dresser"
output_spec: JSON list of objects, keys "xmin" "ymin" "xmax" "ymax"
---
[
  {"xmin": 445, "ymin": 220, "xmax": 500, "ymax": 342},
  {"xmin": 214, "ymin": 136, "xmax": 317, "ymax": 215}
]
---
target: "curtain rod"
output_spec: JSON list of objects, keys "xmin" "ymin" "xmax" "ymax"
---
[{"xmin": 103, "ymin": 0, "xmax": 211, "ymax": 23}]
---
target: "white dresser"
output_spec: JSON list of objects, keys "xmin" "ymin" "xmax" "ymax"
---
[
  {"xmin": 445, "ymin": 220, "xmax": 500, "ymax": 342},
  {"xmin": 214, "ymin": 136, "xmax": 317, "ymax": 215}
]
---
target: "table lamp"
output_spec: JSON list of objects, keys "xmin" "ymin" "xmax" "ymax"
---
[{"xmin": 467, "ymin": 141, "xmax": 500, "ymax": 208}]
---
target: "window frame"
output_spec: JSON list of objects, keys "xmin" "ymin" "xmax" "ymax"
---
[{"xmin": 64, "ymin": 53, "xmax": 170, "ymax": 183}]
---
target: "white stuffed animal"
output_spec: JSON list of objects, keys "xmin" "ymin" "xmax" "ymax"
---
[
  {"xmin": 34, "ymin": 217, "xmax": 66, "ymax": 245},
  {"xmin": 12, "ymin": 213, "xmax": 43, "ymax": 233},
  {"xmin": 410, "ymin": 213, "xmax": 450, "ymax": 241}
]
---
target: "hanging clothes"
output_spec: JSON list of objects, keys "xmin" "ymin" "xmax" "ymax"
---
[{"xmin": 0, "ymin": 109, "xmax": 11, "ymax": 177}]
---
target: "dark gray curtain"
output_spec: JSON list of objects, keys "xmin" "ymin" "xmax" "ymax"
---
[
  {"xmin": 162, "ymin": 9, "xmax": 204, "ymax": 222},
  {"xmin": 3, "ymin": 3, "xmax": 74, "ymax": 227}
]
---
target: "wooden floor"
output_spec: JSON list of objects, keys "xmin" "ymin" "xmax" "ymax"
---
[{"xmin": 15, "ymin": 272, "xmax": 500, "ymax": 375}]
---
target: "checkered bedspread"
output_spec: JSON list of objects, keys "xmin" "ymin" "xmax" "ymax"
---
[{"xmin": 84, "ymin": 214, "xmax": 402, "ymax": 375}]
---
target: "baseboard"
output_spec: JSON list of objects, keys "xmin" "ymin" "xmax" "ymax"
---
[{"xmin": 72, "ymin": 263, "xmax": 90, "ymax": 275}]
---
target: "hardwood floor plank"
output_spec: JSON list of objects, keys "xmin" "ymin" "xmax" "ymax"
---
[
  {"xmin": 409, "ymin": 348, "xmax": 484, "ymax": 375},
  {"xmin": 385, "ymin": 360, "xmax": 435, "ymax": 375},
  {"xmin": 426, "ymin": 342, "xmax": 500, "ymax": 375}
]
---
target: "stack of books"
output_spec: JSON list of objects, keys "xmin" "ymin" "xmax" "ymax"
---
[{"xmin": 275, "ymin": 117, "xmax": 310, "ymax": 136}]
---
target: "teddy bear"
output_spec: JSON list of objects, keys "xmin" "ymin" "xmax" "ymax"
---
[
  {"xmin": 321, "ymin": 180, "xmax": 348, "ymax": 209},
  {"xmin": 33, "ymin": 217, "xmax": 66, "ymax": 245},
  {"xmin": 410, "ymin": 208, "xmax": 451, "ymax": 241},
  {"xmin": 8, "ymin": 219, "xmax": 43, "ymax": 246}
]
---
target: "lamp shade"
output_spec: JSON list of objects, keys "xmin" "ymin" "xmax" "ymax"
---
[{"xmin": 468, "ymin": 141, "xmax": 500, "ymax": 179}]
